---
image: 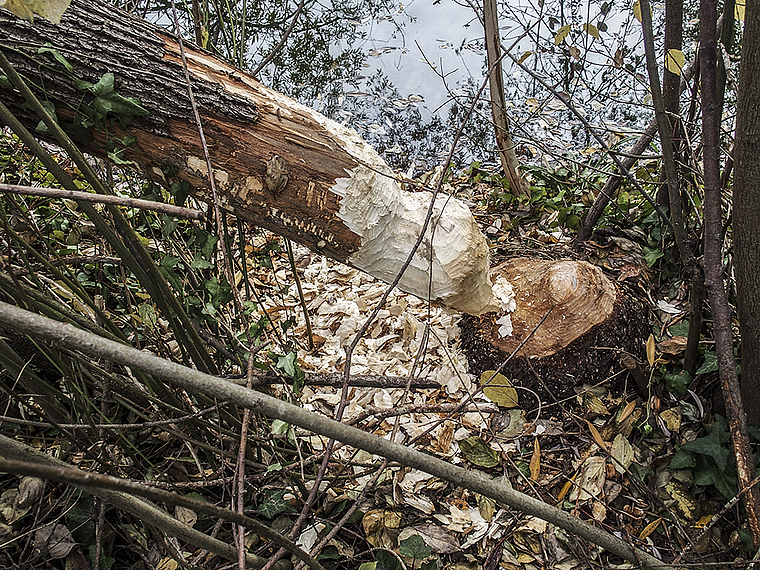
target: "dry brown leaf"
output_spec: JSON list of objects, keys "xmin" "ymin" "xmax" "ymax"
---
[
  {"xmin": 658, "ymin": 336, "xmax": 688, "ymax": 355},
  {"xmin": 557, "ymin": 479, "xmax": 573, "ymax": 503},
  {"xmin": 529, "ymin": 439, "xmax": 541, "ymax": 480},
  {"xmin": 362, "ymin": 509, "xmax": 402, "ymax": 548},
  {"xmin": 618, "ymin": 400, "xmax": 636, "ymax": 423},
  {"xmin": 646, "ymin": 334, "xmax": 656, "ymax": 366},
  {"xmin": 638, "ymin": 517, "xmax": 662, "ymax": 540},
  {"xmin": 586, "ymin": 420, "xmax": 607, "ymax": 450},
  {"xmin": 592, "ymin": 501, "xmax": 607, "ymax": 522},
  {"xmin": 570, "ymin": 456, "xmax": 606, "ymax": 502},
  {"xmin": 610, "ymin": 434, "xmax": 634, "ymax": 474},
  {"xmin": 660, "ymin": 407, "xmax": 682, "ymax": 432}
]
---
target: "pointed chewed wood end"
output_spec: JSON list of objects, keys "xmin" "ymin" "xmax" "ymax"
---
[{"xmin": 460, "ymin": 258, "xmax": 649, "ymax": 408}]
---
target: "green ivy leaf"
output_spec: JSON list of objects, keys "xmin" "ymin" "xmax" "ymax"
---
[
  {"xmin": 694, "ymin": 459, "xmax": 737, "ymax": 498},
  {"xmin": 664, "ymin": 370, "xmax": 690, "ymax": 397},
  {"xmin": 277, "ymin": 352, "xmax": 298, "ymax": 378},
  {"xmin": 696, "ymin": 352, "xmax": 718, "ymax": 375},
  {"xmin": 669, "ymin": 448, "xmax": 696, "ymax": 469},
  {"xmin": 681, "ymin": 419, "xmax": 730, "ymax": 470},
  {"xmin": 458, "ymin": 436, "xmax": 500, "ymax": 468},
  {"xmin": 257, "ymin": 489, "xmax": 295, "ymax": 518},
  {"xmin": 374, "ymin": 550, "xmax": 402, "ymax": 570},
  {"xmin": 399, "ymin": 534, "xmax": 431, "ymax": 560}
]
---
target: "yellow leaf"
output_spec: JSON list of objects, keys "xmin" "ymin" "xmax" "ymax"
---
[
  {"xmin": 586, "ymin": 420, "xmax": 607, "ymax": 450},
  {"xmin": 554, "ymin": 24, "xmax": 571, "ymax": 45},
  {"xmin": 518, "ymin": 50, "xmax": 534, "ymax": 64},
  {"xmin": 480, "ymin": 370, "xmax": 519, "ymax": 408},
  {"xmin": 557, "ymin": 479, "xmax": 573, "ymax": 502},
  {"xmin": 632, "ymin": 0, "xmax": 642, "ymax": 22},
  {"xmin": 735, "ymin": 0, "xmax": 745, "ymax": 21},
  {"xmin": 618, "ymin": 400, "xmax": 636, "ymax": 423},
  {"xmin": 0, "ymin": 0, "xmax": 71, "ymax": 23},
  {"xmin": 583, "ymin": 23, "xmax": 600, "ymax": 40},
  {"xmin": 646, "ymin": 334, "xmax": 656, "ymax": 367},
  {"xmin": 665, "ymin": 49, "xmax": 685, "ymax": 75},
  {"xmin": 638, "ymin": 517, "xmax": 662, "ymax": 540},
  {"xmin": 530, "ymin": 439, "xmax": 541, "ymax": 480}
]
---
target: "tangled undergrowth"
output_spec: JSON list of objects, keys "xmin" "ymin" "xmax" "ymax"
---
[{"xmin": 0, "ymin": 129, "xmax": 755, "ymax": 570}]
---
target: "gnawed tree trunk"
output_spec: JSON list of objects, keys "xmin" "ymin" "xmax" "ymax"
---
[
  {"xmin": 0, "ymin": 0, "xmax": 646, "ymax": 392},
  {"xmin": 460, "ymin": 259, "xmax": 648, "ymax": 406},
  {"xmin": 0, "ymin": 0, "xmax": 496, "ymax": 314}
]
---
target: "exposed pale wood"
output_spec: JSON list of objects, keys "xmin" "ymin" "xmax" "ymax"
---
[
  {"xmin": 485, "ymin": 259, "xmax": 617, "ymax": 358},
  {"xmin": 460, "ymin": 257, "xmax": 647, "ymax": 406},
  {"xmin": 0, "ymin": 0, "xmax": 497, "ymax": 314}
]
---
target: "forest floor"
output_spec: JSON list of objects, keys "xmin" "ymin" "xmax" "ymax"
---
[{"xmin": 0, "ymin": 137, "xmax": 752, "ymax": 569}]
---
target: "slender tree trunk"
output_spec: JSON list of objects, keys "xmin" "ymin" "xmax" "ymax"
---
[
  {"xmin": 0, "ymin": 0, "xmax": 496, "ymax": 315},
  {"xmin": 701, "ymin": 0, "xmax": 760, "ymax": 546},
  {"xmin": 658, "ymin": 0, "xmax": 684, "ymax": 206},
  {"xmin": 483, "ymin": 0, "xmax": 529, "ymax": 197},
  {"xmin": 734, "ymin": 2, "xmax": 760, "ymax": 426}
]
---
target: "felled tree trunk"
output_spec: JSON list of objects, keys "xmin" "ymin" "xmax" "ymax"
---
[
  {"xmin": 0, "ymin": 1, "xmax": 646, "ymax": 392},
  {"xmin": 0, "ymin": 0, "xmax": 495, "ymax": 314}
]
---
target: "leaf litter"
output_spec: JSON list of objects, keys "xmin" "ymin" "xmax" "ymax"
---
[{"xmin": 244, "ymin": 189, "xmax": 753, "ymax": 568}]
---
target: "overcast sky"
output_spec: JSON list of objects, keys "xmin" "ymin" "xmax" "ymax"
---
[{"xmin": 358, "ymin": 0, "xmax": 488, "ymax": 113}]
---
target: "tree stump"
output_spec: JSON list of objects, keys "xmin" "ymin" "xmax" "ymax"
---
[{"xmin": 460, "ymin": 258, "xmax": 649, "ymax": 408}]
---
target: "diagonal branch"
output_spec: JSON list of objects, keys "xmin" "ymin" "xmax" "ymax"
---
[{"xmin": 0, "ymin": 300, "xmax": 671, "ymax": 569}]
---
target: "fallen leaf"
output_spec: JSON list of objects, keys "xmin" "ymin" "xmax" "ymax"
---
[
  {"xmin": 618, "ymin": 400, "xmax": 636, "ymax": 423},
  {"xmin": 610, "ymin": 434, "xmax": 634, "ymax": 474},
  {"xmin": 639, "ymin": 517, "xmax": 662, "ymax": 540},
  {"xmin": 174, "ymin": 505, "xmax": 197, "ymax": 527},
  {"xmin": 570, "ymin": 456, "xmax": 606, "ymax": 502},
  {"xmin": 660, "ymin": 407, "xmax": 682, "ymax": 432},
  {"xmin": 586, "ymin": 420, "xmax": 607, "ymax": 450},
  {"xmin": 529, "ymin": 439, "xmax": 541, "ymax": 480},
  {"xmin": 362, "ymin": 509, "xmax": 402, "ymax": 549},
  {"xmin": 402, "ymin": 524, "xmax": 461, "ymax": 554},
  {"xmin": 658, "ymin": 336, "xmax": 688, "ymax": 355},
  {"xmin": 480, "ymin": 370, "xmax": 519, "ymax": 408},
  {"xmin": 34, "ymin": 524, "xmax": 75, "ymax": 559},
  {"xmin": 458, "ymin": 437, "xmax": 501, "ymax": 468},
  {"xmin": 646, "ymin": 334, "xmax": 656, "ymax": 366}
]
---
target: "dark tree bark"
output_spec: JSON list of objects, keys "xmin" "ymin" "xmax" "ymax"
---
[
  {"xmin": 734, "ymin": 2, "xmax": 760, "ymax": 427},
  {"xmin": 658, "ymin": 0, "xmax": 684, "ymax": 207},
  {"xmin": 701, "ymin": 0, "xmax": 760, "ymax": 546}
]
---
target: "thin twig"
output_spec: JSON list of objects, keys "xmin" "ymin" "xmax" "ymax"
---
[
  {"xmin": 0, "ymin": 183, "xmax": 205, "ymax": 221},
  {"xmin": 0, "ymin": 301, "xmax": 672, "ymax": 569},
  {"xmin": 0, "ymin": 457, "xmax": 325, "ymax": 570}
]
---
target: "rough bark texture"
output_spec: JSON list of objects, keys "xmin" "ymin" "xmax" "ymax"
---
[
  {"xmin": 734, "ymin": 2, "xmax": 760, "ymax": 426},
  {"xmin": 702, "ymin": 0, "xmax": 760, "ymax": 546},
  {"xmin": 0, "ymin": 0, "xmax": 496, "ymax": 315}
]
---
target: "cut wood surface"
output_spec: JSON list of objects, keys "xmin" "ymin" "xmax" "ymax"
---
[
  {"xmin": 0, "ymin": 0, "xmax": 496, "ymax": 315},
  {"xmin": 461, "ymin": 258, "xmax": 648, "ymax": 405}
]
